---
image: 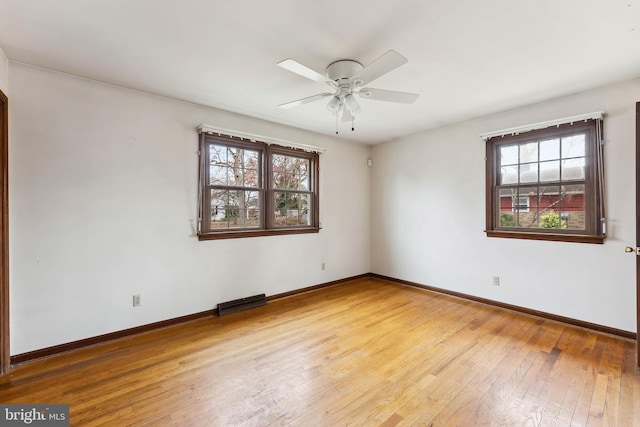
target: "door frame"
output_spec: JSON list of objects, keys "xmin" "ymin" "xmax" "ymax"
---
[
  {"xmin": 636, "ymin": 102, "xmax": 640, "ymax": 368},
  {"xmin": 0, "ymin": 88, "xmax": 8, "ymax": 376}
]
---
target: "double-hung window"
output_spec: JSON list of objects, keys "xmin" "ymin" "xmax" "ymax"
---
[
  {"xmin": 485, "ymin": 116, "xmax": 605, "ymax": 243},
  {"xmin": 198, "ymin": 132, "xmax": 320, "ymax": 240}
]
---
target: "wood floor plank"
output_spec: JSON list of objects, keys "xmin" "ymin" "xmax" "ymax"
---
[
  {"xmin": 619, "ymin": 342, "xmax": 640, "ymax": 427},
  {"xmin": 0, "ymin": 277, "xmax": 638, "ymax": 426}
]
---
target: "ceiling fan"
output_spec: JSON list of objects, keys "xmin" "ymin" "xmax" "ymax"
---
[{"xmin": 277, "ymin": 50, "xmax": 419, "ymax": 133}]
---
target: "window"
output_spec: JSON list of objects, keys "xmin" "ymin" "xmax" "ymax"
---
[
  {"xmin": 485, "ymin": 118, "xmax": 605, "ymax": 243},
  {"xmin": 198, "ymin": 133, "xmax": 319, "ymax": 240}
]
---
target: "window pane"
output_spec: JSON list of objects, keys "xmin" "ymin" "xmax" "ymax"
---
[
  {"xmin": 281, "ymin": 173, "xmax": 294, "ymax": 189},
  {"xmin": 209, "ymin": 145, "xmax": 230, "ymax": 185},
  {"xmin": 241, "ymin": 167, "xmax": 255, "ymax": 188},
  {"xmin": 210, "ymin": 189, "xmax": 228, "ymax": 229},
  {"xmin": 273, "ymin": 154, "xmax": 311, "ymax": 190},
  {"xmin": 519, "ymin": 162, "xmax": 538, "ymax": 183},
  {"xmin": 210, "ymin": 210, "xmax": 228, "ymax": 229},
  {"xmin": 225, "ymin": 148, "xmax": 242, "ymax": 187},
  {"xmin": 242, "ymin": 150, "xmax": 260, "ymax": 188},
  {"xmin": 498, "ymin": 187, "xmax": 537, "ymax": 227},
  {"xmin": 499, "ymin": 211, "xmax": 515, "ymax": 227},
  {"xmin": 285, "ymin": 210, "xmax": 298, "ymax": 225},
  {"xmin": 226, "ymin": 190, "xmax": 242, "ymax": 226},
  {"xmin": 562, "ymin": 134, "xmax": 586, "ymax": 158},
  {"xmin": 209, "ymin": 189, "xmax": 263, "ymax": 229},
  {"xmin": 517, "ymin": 187, "xmax": 538, "ymax": 228},
  {"xmin": 500, "ymin": 145, "xmax": 518, "ymax": 166},
  {"xmin": 539, "ymin": 138, "xmax": 560, "ymax": 161},
  {"xmin": 498, "ymin": 188, "xmax": 516, "ymax": 215},
  {"xmin": 274, "ymin": 191, "xmax": 287, "ymax": 225},
  {"xmin": 208, "ymin": 144, "xmax": 261, "ymax": 188},
  {"xmin": 210, "ymin": 145, "xmax": 228, "ymax": 164},
  {"xmin": 539, "ymin": 208, "xmax": 567, "ymax": 230},
  {"xmin": 513, "ymin": 196, "xmax": 530, "ymax": 212},
  {"xmin": 561, "ymin": 184, "xmax": 585, "ymax": 230},
  {"xmin": 272, "ymin": 154, "xmax": 286, "ymax": 189},
  {"xmin": 211, "ymin": 189, "xmax": 227, "ymax": 209},
  {"xmin": 500, "ymin": 165, "xmax": 518, "ymax": 184},
  {"xmin": 538, "ymin": 186, "xmax": 562, "ymax": 229},
  {"xmin": 539, "ymin": 160, "xmax": 560, "ymax": 182},
  {"xmin": 273, "ymin": 192, "xmax": 311, "ymax": 227},
  {"xmin": 519, "ymin": 142, "xmax": 538, "ymax": 164},
  {"xmin": 273, "ymin": 170, "xmax": 286, "ymax": 189},
  {"xmin": 245, "ymin": 191, "xmax": 260, "ymax": 209},
  {"xmin": 285, "ymin": 171, "xmax": 307, "ymax": 190},
  {"xmin": 290, "ymin": 158, "xmax": 310, "ymax": 190},
  {"xmin": 244, "ymin": 150, "xmax": 259, "ymax": 168},
  {"xmin": 298, "ymin": 193, "xmax": 311, "ymax": 225},
  {"xmin": 272, "ymin": 154, "xmax": 287, "ymax": 171},
  {"xmin": 561, "ymin": 158, "xmax": 585, "ymax": 180},
  {"xmin": 244, "ymin": 191, "xmax": 262, "ymax": 227},
  {"xmin": 561, "ymin": 184, "xmax": 585, "ymax": 208},
  {"xmin": 209, "ymin": 165, "xmax": 228, "ymax": 185},
  {"xmin": 244, "ymin": 191, "xmax": 260, "ymax": 228}
]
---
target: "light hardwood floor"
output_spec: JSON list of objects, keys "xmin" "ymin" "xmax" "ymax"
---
[{"xmin": 1, "ymin": 277, "xmax": 639, "ymax": 426}]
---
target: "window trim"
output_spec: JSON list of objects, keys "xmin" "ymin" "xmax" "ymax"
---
[
  {"xmin": 485, "ymin": 119, "xmax": 605, "ymax": 244},
  {"xmin": 198, "ymin": 133, "xmax": 320, "ymax": 240}
]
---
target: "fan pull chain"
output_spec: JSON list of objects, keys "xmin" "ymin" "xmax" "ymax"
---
[
  {"xmin": 352, "ymin": 115, "xmax": 355, "ymax": 132},
  {"xmin": 335, "ymin": 112, "xmax": 339, "ymax": 135}
]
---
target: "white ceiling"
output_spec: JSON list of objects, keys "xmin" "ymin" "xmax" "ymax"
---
[{"xmin": 1, "ymin": 0, "xmax": 639, "ymax": 144}]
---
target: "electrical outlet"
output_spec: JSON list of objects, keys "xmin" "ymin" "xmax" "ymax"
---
[
  {"xmin": 133, "ymin": 294, "xmax": 141, "ymax": 307},
  {"xmin": 492, "ymin": 276, "xmax": 500, "ymax": 286}
]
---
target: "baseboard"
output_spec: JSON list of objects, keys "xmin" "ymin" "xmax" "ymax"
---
[
  {"xmin": 10, "ymin": 272, "xmax": 634, "ymax": 366},
  {"xmin": 370, "ymin": 273, "xmax": 637, "ymax": 341},
  {"xmin": 267, "ymin": 273, "xmax": 371, "ymax": 301},
  {"xmin": 9, "ymin": 273, "xmax": 370, "ymax": 366},
  {"xmin": 10, "ymin": 310, "xmax": 216, "ymax": 365}
]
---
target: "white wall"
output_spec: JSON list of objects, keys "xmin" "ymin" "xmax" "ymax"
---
[
  {"xmin": 0, "ymin": 47, "xmax": 7, "ymax": 94},
  {"xmin": 9, "ymin": 59, "xmax": 638, "ymax": 355},
  {"xmin": 371, "ymin": 79, "xmax": 639, "ymax": 333},
  {"xmin": 8, "ymin": 63, "xmax": 371, "ymax": 354}
]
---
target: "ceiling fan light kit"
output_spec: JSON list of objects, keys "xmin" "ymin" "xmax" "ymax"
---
[
  {"xmin": 326, "ymin": 95, "xmax": 341, "ymax": 113},
  {"xmin": 277, "ymin": 50, "xmax": 419, "ymax": 134}
]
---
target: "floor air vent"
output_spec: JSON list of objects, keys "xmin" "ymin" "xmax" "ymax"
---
[{"xmin": 217, "ymin": 294, "xmax": 267, "ymax": 316}]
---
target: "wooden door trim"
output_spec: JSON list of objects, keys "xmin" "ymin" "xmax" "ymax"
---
[
  {"xmin": 0, "ymin": 88, "xmax": 8, "ymax": 376},
  {"xmin": 636, "ymin": 102, "xmax": 640, "ymax": 367}
]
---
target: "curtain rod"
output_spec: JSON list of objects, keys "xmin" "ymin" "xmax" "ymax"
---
[
  {"xmin": 197, "ymin": 125, "xmax": 327, "ymax": 154},
  {"xmin": 479, "ymin": 111, "xmax": 605, "ymax": 141}
]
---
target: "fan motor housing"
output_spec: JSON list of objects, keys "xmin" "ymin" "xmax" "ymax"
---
[{"xmin": 326, "ymin": 60, "xmax": 363, "ymax": 81}]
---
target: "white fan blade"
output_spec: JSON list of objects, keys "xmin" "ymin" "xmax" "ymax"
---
[
  {"xmin": 351, "ymin": 50, "xmax": 408, "ymax": 86},
  {"xmin": 278, "ymin": 59, "xmax": 336, "ymax": 86},
  {"xmin": 278, "ymin": 92, "xmax": 333, "ymax": 109},
  {"xmin": 358, "ymin": 88, "xmax": 419, "ymax": 104}
]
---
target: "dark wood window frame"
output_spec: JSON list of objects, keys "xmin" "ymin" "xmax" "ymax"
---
[
  {"xmin": 485, "ymin": 119, "xmax": 606, "ymax": 244},
  {"xmin": 198, "ymin": 132, "xmax": 320, "ymax": 240}
]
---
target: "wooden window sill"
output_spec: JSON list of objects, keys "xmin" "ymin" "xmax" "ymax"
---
[
  {"xmin": 486, "ymin": 230, "xmax": 605, "ymax": 244},
  {"xmin": 198, "ymin": 227, "xmax": 320, "ymax": 240}
]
